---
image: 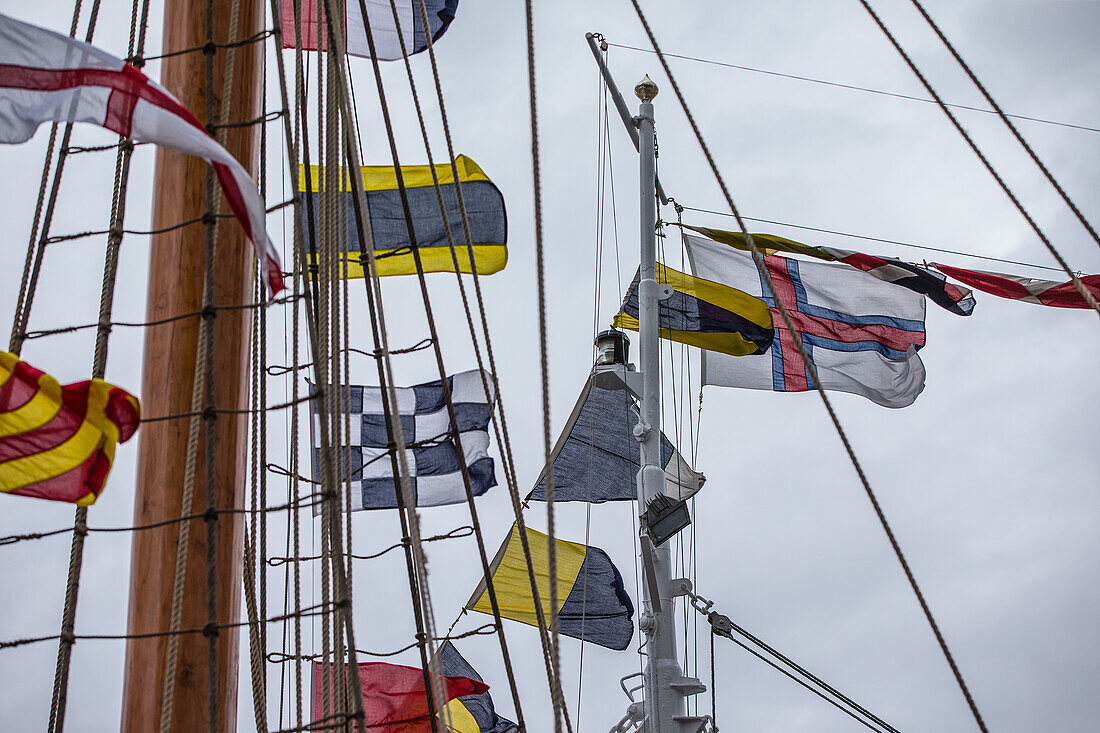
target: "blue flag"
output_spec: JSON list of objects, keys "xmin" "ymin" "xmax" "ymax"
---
[{"xmin": 526, "ymin": 371, "xmax": 703, "ymax": 504}]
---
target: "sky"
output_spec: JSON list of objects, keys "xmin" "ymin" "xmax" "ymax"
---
[{"xmin": 0, "ymin": 1, "xmax": 1098, "ymax": 732}]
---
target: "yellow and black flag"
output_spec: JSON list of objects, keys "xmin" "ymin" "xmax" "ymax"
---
[
  {"xmin": 298, "ymin": 154, "xmax": 507, "ymax": 278},
  {"xmin": 466, "ymin": 525, "xmax": 634, "ymax": 651},
  {"xmin": 614, "ymin": 263, "xmax": 773, "ymax": 356}
]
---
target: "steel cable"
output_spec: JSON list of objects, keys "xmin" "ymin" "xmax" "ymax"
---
[{"xmin": 627, "ymin": 1, "xmax": 994, "ymax": 731}]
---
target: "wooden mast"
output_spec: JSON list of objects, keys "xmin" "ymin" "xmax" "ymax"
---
[{"xmin": 121, "ymin": 0, "xmax": 265, "ymax": 730}]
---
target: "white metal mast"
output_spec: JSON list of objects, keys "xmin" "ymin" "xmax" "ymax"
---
[
  {"xmin": 632, "ymin": 76, "xmax": 708, "ymax": 733},
  {"xmin": 585, "ymin": 33, "xmax": 708, "ymax": 733}
]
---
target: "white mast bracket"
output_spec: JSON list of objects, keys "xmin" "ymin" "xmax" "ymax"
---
[
  {"xmin": 639, "ymin": 278, "xmax": 675, "ymax": 301},
  {"xmin": 669, "ymin": 578, "xmax": 692, "ymax": 597}
]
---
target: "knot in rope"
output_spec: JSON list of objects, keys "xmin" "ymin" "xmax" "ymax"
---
[{"xmin": 201, "ymin": 622, "xmax": 219, "ymax": 639}]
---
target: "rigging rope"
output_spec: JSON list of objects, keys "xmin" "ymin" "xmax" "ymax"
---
[
  {"xmin": 904, "ymin": 0, "xmax": 1100, "ymax": 252},
  {"xmin": 44, "ymin": 2, "xmax": 133, "ymax": 731},
  {"xmin": 244, "ymin": 267, "xmax": 271, "ymax": 733},
  {"xmin": 319, "ymin": 2, "xmax": 445, "ymax": 729},
  {"xmin": 410, "ymin": 0, "xmax": 573, "ymax": 719},
  {"xmin": 315, "ymin": 2, "xmax": 507, "ymax": 729},
  {"xmin": 275, "ymin": 4, "xmax": 308, "ymax": 722},
  {"xmin": 258, "ymin": 60, "xmax": 273, "ymax": 724},
  {"xmin": 525, "ymin": 3, "xmax": 571, "ymax": 731},
  {"xmin": 317, "ymin": 10, "xmax": 339, "ymax": 723},
  {"xmin": 366, "ymin": 2, "xmax": 531, "ymax": 727},
  {"xmin": 857, "ymin": 0, "xmax": 1098, "ymax": 319},
  {"xmin": 626, "ymin": 1, "xmax": 996, "ymax": 731}
]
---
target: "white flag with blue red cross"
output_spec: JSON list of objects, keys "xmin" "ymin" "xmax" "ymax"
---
[{"xmin": 685, "ymin": 234, "xmax": 927, "ymax": 408}]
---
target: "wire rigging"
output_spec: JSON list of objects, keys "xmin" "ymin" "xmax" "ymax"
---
[
  {"xmin": 603, "ymin": 41, "xmax": 1099, "ymax": 135},
  {"xmin": 625, "ymin": 1, "xmax": 997, "ymax": 731},
  {"xmin": 856, "ymin": 0, "xmax": 1098, "ymax": 319},
  {"xmin": 683, "ymin": 585, "xmax": 902, "ymax": 733}
]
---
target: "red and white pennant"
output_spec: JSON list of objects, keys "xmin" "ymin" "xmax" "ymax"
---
[
  {"xmin": 0, "ymin": 12, "xmax": 285, "ymax": 296},
  {"xmin": 934, "ymin": 263, "xmax": 1100, "ymax": 309}
]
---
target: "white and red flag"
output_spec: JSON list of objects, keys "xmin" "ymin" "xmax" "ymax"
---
[
  {"xmin": 686, "ymin": 234, "xmax": 927, "ymax": 408},
  {"xmin": 933, "ymin": 263, "xmax": 1100, "ymax": 309},
  {"xmin": 0, "ymin": 12, "xmax": 285, "ymax": 296}
]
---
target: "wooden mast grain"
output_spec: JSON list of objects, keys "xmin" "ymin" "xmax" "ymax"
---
[{"xmin": 121, "ymin": 0, "xmax": 265, "ymax": 730}]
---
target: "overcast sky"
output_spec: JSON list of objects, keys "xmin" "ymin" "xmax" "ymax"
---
[{"xmin": 1, "ymin": 1, "xmax": 1098, "ymax": 732}]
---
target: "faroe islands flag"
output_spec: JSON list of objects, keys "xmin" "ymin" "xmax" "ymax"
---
[{"xmin": 685, "ymin": 234, "xmax": 927, "ymax": 408}]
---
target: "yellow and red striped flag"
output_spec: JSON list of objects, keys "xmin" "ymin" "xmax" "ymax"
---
[{"xmin": 0, "ymin": 352, "xmax": 140, "ymax": 505}]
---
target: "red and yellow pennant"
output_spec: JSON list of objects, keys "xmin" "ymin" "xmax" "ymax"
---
[{"xmin": 0, "ymin": 352, "xmax": 140, "ymax": 505}]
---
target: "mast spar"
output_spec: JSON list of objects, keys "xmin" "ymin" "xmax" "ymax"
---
[
  {"xmin": 121, "ymin": 0, "xmax": 266, "ymax": 731},
  {"xmin": 632, "ymin": 75, "xmax": 709, "ymax": 733},
  {"xmin": 586, "ymin": 30, "xmax": 712, "ymax": 730}
]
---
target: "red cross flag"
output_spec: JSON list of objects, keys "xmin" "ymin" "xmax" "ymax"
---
[
  {"xmin": 0, "ymin": 12, "xmax": 285, "ymax": 296},
  {"xmin": 685, "ymin": 234, "xmax": 927, "ymax": 408}
]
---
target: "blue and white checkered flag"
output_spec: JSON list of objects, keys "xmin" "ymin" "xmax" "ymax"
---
[{"xmin": 310, "ymin": 370, "xmax": 497, "ymax": 511}]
